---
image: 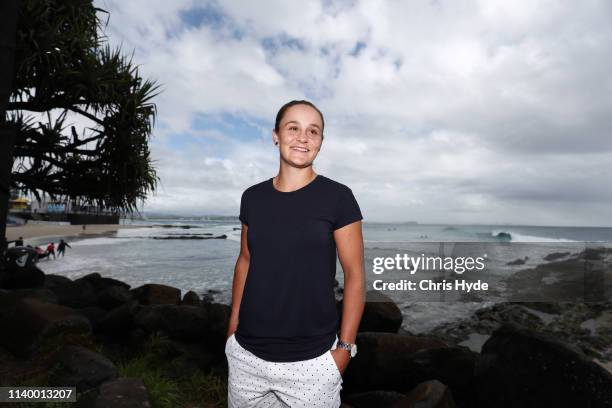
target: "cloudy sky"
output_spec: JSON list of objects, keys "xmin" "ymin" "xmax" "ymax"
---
[{"xmin": 95, "ymin": 0, "xmax": 612, "ymax": 226}]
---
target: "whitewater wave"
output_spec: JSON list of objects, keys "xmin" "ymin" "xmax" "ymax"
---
[{"xmin": 490, "ymin": 230, "xmax": 576, "ymax": 243}]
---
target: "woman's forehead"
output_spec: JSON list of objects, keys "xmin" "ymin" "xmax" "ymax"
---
[{"xmin": 282, "ymin": 105, "xmax": 322, "ymax": 126}]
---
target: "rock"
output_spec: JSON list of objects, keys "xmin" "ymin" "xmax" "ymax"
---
[
  {"xmin": 544, "ymin": 252, "xmax": 571, "ymax": 261},
  {"xmin": 0, "ymin": 287, "xmax": 58, "ymax": 304},
  {"xmin": 76, "ymin": 273, "xmax": 131, "ymax": 292},
  {"xmin": 96, "ymin": 300, "xmax": 142, "ymax": 335},
  {"xmin": 506, "ymin": 258, "xmax": 526, "ymax": 266},
  {"xmin": 391, "ymin": 380, "xmax": 456, "ymax": 408},
  {"xmin": 95, "ymin": 286, "xmax": 133, "ymax": 310},
  {"xmin": 342, "ymin": 332, "xmax": 448, "ymax": 394},
  {"xmin": 74, "ymin": 306, "xmax": 108, "ymax": 331},
  {"xmin": 49, "ymin": 345, "xmax": 118, "ymax": 392},
  {"xmin": 44, "ymin": 275, "xmax": 97, "ymax": 308},
  {"xmin": 76, "ymin": 378, "xmax": 151, "ymax": 408},
  {"xmin": 475, "ymin": 323, "xmax": 612, "ymax": 408},
  {"xmin": 44, "ymin": 274, "xmax": 73, "ymax": 288},
  {"xmin": 343, "ymin": 390, "xmax": 405, "ymax": 407},
  {"xmin": 575, "ymin": 247, "xmax": 612, "ymax": 261},
  {"xmin": 134, "ymin": 303, "xmax": 230, "ymax": 347},
  {"xmin": 131, "ymin": 283, "xmax": 181, "ymax": 305},
  {"xmin": 1, "ymin": 264, "xmax": 45, "ymax": 289},
  {"xmin": 407, "ymin": 347, "xmax": 476, "ymax": 407},
  {"xmin": 339, "ymin": 291, "xmax": 403, "ymax": 333},
  {"xmin": 0, "ymin": 298, "xmax": 91, "ymax": 358},
  {"xmin": 182, "ymin": 290, "xmax": 200, "ymax": 306}
]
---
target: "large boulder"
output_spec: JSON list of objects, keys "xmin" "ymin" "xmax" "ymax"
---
[
  {"xmin": 76, "ymin": 378, "xmax": 152, "ymax": 408},
  {"xmin": 44, "ymin": 275, "xmax": 97, "ymax": 308},
  {"xmin": 95, "ymin": 286, "xmax": 133, "ymax": 310},
  {"xmin": 0, "ymin": 298, "xmax": 91, "ymax": 358},
  {"xmin": 134, "ymin": 303, "xmax": 230, "ymax": 347},
  {"xmin": 338, "ymin": 291, "xmax": 403, "ymax": 333},
  {"xmin": 391, "ymin": 380, "xmax": 456, "ymax": 408},
  {"xmin": 48, "ymin": 345, "xmax": 118, "ymax": 392},
  {"xmin": 75, "ymin": 273, "xmax": 130, "ymax": 292},
  {"xmin": 342, "ymin": 332, "xmax": 448, "ymax": 393},
  {"xmin": 182, "ymin": 290, "xmax": 201, "ymax": 306},
  {"xmin": 407, "ymin": 347, "xmax": 477, "ymax": 407},
  {"xmin": 74, "ymin": 306, "xmax": 109, "ymax": 331},
  {"xmin": 1, "ymin": 264, "xmax": 45, "ymax": 289},
  {"xmin": 0, "ymin": 287, "xmax": 58, "ymax": 304},
  {"xmin": 475, "ymin": 323, "xmax": 612, "ymax": 408},
  {"xmin": 96, "ymin": 300, "xmax": 143, "ymax": 336},
  {"xmin": 343, "ymin": 390, "xmax": 405, "ymax": 407},
  {"xmin": 131, "ymin": 283, "xmax": 181, "ymax": 305}
]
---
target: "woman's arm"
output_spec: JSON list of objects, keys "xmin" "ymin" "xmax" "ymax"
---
[
  {"xmin": 334, "ymin": 220, "xmax": 365, "ymax": 350},
  {"xmin": 227, "ymin": 223, "xmax": 250, "ymax": 337}
]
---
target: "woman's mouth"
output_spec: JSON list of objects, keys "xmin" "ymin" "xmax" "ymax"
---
[{"xmin": 291, "ymin": 147, "xmax": 309, "ymax": 153}]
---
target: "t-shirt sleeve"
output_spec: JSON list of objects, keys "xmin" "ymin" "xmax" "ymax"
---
[
  {"xmin": 333, "ymin": 187, "xmax": 363, "ymax": 230},
  {"xmin": 239, "ymin": 190, "xmax": 249, "ymax": 226}
]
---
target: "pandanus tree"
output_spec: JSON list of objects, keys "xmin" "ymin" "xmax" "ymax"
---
[{"xmin": 0, "ymin": 0, "xmax": 161, "ymax": 257}]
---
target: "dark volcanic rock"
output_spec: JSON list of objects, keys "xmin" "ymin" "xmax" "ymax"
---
[
  {"xmin": 343, "ymin": 390, "xmax": 405, "ymax": 407},
  {"xmin": 95, "ymin": 286, "xmax": 133, "ymax": 310},
  {"xmin": 0, "ymin": 298, "xmax": 91, "ymax": 358},
  {"xmin": 544, "ymin": 252, "xmax": 571, "ymax": 261},
  {"xmin": 96, "ymin": 300, "xmax": 142, "ymax": 335},
  {"xmin": 506, "ymin": 257, "xmax": 526, "ymax": 266},
  {"xmin": 74, "ymin": 306, "xmax": 108, "ymax": 331},
  {"xmin": 76, "ymin": 273, "xmax": 131, "ymax": 292},
  {"xmin": 339, "ymin": 290, "xmax": 403, "ymax": 333},
  {"xmin": 131, "ymin": 283, "xmax": 181, "ymax": 305},
  {"xmin": 342, "ymin": 332, "xmax": 448, "ymax": 394},
  {"xmin": 2, "ymin": 265, "xmax": 45, "ymax": 289},
  {"xmin": 134, "ymin": 303, "xmax": 230, "ymax": 347},
  {"xmin": 44, "ymin": 275, "xmax": 97, "ymax": 308},
  {"xmin": 0, "ymin": 287, "xmax": 58, "ymax": 304},
  {"xmin": 49, "ymin": 345, "xmax": 118, "ymax": 392},
  {"xmin": 392, "ymin": 380, "xmax": 456, "ymax": 408},
  {"xmin": 181, "ymin": 290, "xmax": 201, "ymax": 306},
  {"xmin": 407, "ymin": 347, "xmax": 476, "ymax": 407},
  {"xmin": 475, "ymin": 323, "xmax": 612, "ymax": 408}
]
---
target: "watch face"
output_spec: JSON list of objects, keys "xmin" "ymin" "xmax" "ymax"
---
[{"xmin": 350, "ymin": 344, "xmax": 357, "ymax": 358}]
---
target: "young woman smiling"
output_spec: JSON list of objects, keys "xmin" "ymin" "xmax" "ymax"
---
[{"xmin": 225, "ymin": 100, "xmax": 365, "ymax": 407}]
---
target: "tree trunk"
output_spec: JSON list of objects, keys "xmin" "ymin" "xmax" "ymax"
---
[{"xmin": 0, "ymin": 0, "xmax": 20, "ymax": 265}]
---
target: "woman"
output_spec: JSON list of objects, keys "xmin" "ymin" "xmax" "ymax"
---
[{"xmin": 225, "ymin": 100, "xmax": 365, "ymax": 407}]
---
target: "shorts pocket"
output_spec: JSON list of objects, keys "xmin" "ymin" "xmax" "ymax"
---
[
  {"xmin": 225, "ymin": 333, "xmax": 234, "ymax": 353},
  {"xmin": 326, "ymin": 350, "xmax": 342, "ymax": 379}
]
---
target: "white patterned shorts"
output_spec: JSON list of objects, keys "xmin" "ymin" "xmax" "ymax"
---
[{"xmin": 225, "ymin": 333, "xmax": 343, "ymax": 407}]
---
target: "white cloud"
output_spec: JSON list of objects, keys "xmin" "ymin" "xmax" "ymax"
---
[{"xmin": 94, "ymin": 0, "xmax": 612, "ymax": 226}]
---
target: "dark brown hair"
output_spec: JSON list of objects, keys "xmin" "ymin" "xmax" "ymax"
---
[{"xmin": 274, "ymin": 100, "xmax": 325, "ymax": 137}]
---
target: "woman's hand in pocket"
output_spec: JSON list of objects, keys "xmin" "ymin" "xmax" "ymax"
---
[{"xmin": 330, "ymin": 348, "xmax": 350, "ymax": 376}]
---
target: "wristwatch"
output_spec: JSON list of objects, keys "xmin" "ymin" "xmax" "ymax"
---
[{"xmin": 336, "ymin": 340, "xmax": 358, "ymax": 358}]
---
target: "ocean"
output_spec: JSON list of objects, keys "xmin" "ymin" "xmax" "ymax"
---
[{"xmin": 30, "ymin": 220, "xmax": 612, "ymax": 334}]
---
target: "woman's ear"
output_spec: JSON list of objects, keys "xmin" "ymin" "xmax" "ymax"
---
[{"xmin": 272, "ymin": 129, "xmax": 279, "ymax": 146}]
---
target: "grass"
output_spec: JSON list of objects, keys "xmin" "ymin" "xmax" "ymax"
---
[
  {"xmin": 113, "ymin": 332, "xmax": 228, "ymax": 408},
  {"xmin": 6, "ymin": 332, "xmax": 227, "ymax": 408}
]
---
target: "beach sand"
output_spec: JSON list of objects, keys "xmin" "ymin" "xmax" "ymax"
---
[{"xmin": 5, "ymin": 223, "xmax": 143, "ymax": 242}]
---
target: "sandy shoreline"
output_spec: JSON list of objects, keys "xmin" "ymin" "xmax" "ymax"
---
[{"xmin": 5, "ymin": 223, "xmax": 144, "ymax": 242}]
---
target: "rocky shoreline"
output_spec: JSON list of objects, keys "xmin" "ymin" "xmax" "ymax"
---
[{"xmin": 0, "ymin": 247, "xmax": 610, "ymax": 407}]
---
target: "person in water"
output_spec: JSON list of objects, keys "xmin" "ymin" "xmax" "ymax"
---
[
  {"xmin": 57, "ymin": 239, "xmax": 72, "ymax": 257},
  {"xmin": 46, "ymin": 242, "xmax": 56, "ymax": 260},
  {"xmin": 225, "ymin": 100, "xmax": 365, "ymax": 407}
]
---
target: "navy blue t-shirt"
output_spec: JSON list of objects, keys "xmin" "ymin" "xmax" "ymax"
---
[{"xmin": 234, "ymin": 174, "xmax": 363, "ymax": 362}]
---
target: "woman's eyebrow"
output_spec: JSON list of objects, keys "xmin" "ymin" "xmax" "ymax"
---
[{"xmin": 285, "ymin": 120, "xmax": 321, "ymax": 130}]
